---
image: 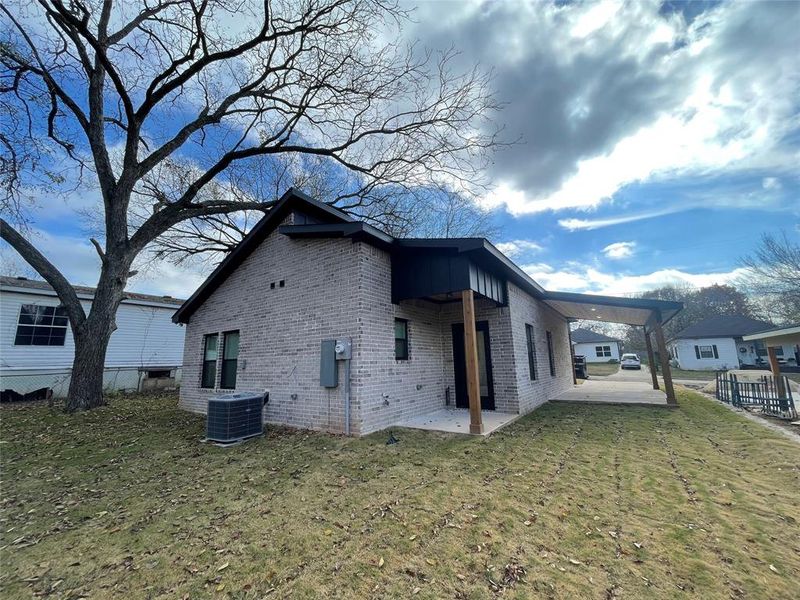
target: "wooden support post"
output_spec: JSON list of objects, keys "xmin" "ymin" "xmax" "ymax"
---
[
  {"xmin": 643, "ymin": 327, "xmax": 659, "ymax": 390},
  {"xmin": 653, "ymin": 317, "xmax": 677, "ymax": 406},
  {"xmin": 567, "ymin": 326, "xmax": 577, "ymax": 385},
  {"xmin": 461, "ymin": 289, "xmax": 484, "ymax": 434},
  {"xmin": 767, "ymin": 347, "xmax": 786, "ymax": 397}
]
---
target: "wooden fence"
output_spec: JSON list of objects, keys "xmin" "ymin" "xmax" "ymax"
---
[{"xmin": 715, "ymin": 372, "xmax": 797, "ymax": 420}]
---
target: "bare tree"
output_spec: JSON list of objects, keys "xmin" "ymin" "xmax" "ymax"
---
[
  {"xmin": 619, "ymin": 283, "xmax": 757, "ymax": 357},
  {"xmin": 737, "ymin": 231, "xmax": 800, "ymax": 323},
  {"xmin": 0, "ymin": 0, "xmax": 502, "ymax": 411}
]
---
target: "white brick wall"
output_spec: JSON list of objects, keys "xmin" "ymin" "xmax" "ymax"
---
[
  {"xmin": 180, "ymin": 219, "xmax": 362, "ymax": 434},
  {"xmin": 507, "ymin": 282, "xmax": 574, "ymax": 414},
  {"xmin": 181, "ymin": 225, "xmax": 574, "ymax": 436}
]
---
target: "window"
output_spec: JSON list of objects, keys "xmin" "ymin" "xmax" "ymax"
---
[
  {"xmin": 595, "ymin": 345, "xmax": 612, "ymax": 358},
  {"xmin": 525, "ymin": 324, "xmax": 537, "ymax": 380},
  {"xmin": 201, "ymin": 334, "xmax": 219, "ymax": 388},
  {"xmin": 14, "ymin": 304, "xmax": 69, "ymax": 346},
  {"xmin": 220, "ymin": 331, "xmax": 240, "ymax": 389},
  {"xmin": 394, "ymin": 319, "xmax": 409, "ymax": 360},
  {"xmin": 695, "ymin": 345, "xmax": 718, "ymax": 359},
  {"xmin": 546, "ymin": 330, "xmax": 556, "ymax": 376}
]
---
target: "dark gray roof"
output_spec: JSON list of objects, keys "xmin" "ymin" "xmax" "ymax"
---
[
  {"xmin": 173, "ymin": 188, "xmax": 683, "ymax": 325},
  {"xmin": 671, "ymin": 315, "xmax": 775, "ymax": 340},
  {"xmin": 0, "ymin": 275, "xmax": 184, "ymax": 306},
  {"xmin": 570, "ymin": 328, "xmax": 620, "ymax": 344}
]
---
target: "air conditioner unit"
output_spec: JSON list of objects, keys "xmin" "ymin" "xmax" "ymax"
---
[{"xmin": 206, "ymin": 392, "xmax": 267, "ymax": 443}]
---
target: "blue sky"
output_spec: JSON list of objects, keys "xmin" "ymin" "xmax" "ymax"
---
[{"xmin": 2, "ymin": 0, "xmax": 798, "ymax": 299}]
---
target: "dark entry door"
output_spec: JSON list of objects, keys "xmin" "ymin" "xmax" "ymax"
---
[{"xmin": 451, "ymin": 321, "xmax": 495, "ymax": 410}]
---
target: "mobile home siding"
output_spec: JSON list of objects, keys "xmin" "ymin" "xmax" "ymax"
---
[{"xmin": 0, "ymin": 291, "xmax": 184, "ymax": 371}]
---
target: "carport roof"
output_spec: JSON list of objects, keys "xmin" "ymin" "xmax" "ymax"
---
[{"xmin": 541, "ymin": 291, "xmax": 682, "ymax": 327}]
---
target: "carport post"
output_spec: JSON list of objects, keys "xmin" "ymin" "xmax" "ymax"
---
[
  {"xmin": 643, "ymin": 327, "xmax": 660, "ymax": 390},
  {"xmin": 461, "ymin": 289, "xmax": 484, "ymax": 434},
  {"xmin": 767, "ymin": 347, "xmax": 786, "ymax": 397},
  {"xmin": 567, "ymin": 326, "xmax": 577, "ymax": 384},
  {"xmin": 652, "ymin": 313, "xmax": 677, "ymax": 406}
]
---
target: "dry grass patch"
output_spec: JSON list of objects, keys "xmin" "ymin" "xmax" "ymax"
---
[
  {"xmin": 586, "ymin": 363, "xmax": 620, "ymax": 377},
  {"xmin": 1, "ymin": 389, "xmax": 798, "ymax": 599}
]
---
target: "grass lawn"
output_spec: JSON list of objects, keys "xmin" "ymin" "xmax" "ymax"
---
[
  {"xmin": 2, "ymin": 391, "xmax": 799, "ymax": 599},
  {"xmin": 586, "ymin": 363, "xmax": 619, "ymax": 377},
  {"xmin": 655, "ymin": 368, "xmax": 717, "ymax": 381}
]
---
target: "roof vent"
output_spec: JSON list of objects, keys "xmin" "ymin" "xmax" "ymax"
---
[{"xmin": 15, "ymin": 276, "xmax": 27, "ymax": 280}]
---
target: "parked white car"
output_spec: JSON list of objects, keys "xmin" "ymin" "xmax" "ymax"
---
[{"xmin": 621, "ymin": 353, "xmax": 641, "ymax": 370}]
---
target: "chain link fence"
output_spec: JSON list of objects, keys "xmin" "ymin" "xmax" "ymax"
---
[{"xmin": 0, "ymin": 367, "xmax": 182, "ymax": 399}]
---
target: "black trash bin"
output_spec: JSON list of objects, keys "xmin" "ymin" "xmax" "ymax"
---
[{"xmin": 574, "ymin": 354, "xmax": 588, "ymax": 379}]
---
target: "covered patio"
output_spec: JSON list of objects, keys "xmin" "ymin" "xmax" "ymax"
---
[
  {"xmin": 543, "ymin": 290, "xmax": 682, "ymax": 407},
  {"xmin": 550, "ymin": 374, "xmax": 671, "ymax": 408},
  {"xmin": 396, "ymin": 408, "xmax": 520, "ymax": 436}
]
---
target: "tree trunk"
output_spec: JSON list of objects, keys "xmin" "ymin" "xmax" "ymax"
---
[
  {"xmin": 64, "ymin": 256, "xmax": 131, "ymax": 412},
  {"xmin": 66, "ymin": 325, "xmax": 112, "ymax": 411}
]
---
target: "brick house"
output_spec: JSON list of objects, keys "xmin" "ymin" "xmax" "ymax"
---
[{"xmin": 174, "ymin": 189, "xmax": 682, "ymax": 436}]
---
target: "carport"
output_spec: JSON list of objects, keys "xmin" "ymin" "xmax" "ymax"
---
[{"xmin": 541, "ymin": 291, "xmax": 683, "ymax": 406}]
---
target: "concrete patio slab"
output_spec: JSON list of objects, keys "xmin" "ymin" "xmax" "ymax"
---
[
  {"xmin": 551, "ymin": 379, "xmax": 670, "ymax": 407},
  {"xmin": 394, "ymin": 408, "xmax": 520, "ymax": 436}
]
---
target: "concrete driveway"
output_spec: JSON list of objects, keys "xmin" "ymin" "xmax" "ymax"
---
[
  {"xmin": 605, "ymin": 365, "xmax": 653, "ymax": 382},
  {"xmin": 551, "ymin": 364, "xmax": 669, "ymax": 407}
]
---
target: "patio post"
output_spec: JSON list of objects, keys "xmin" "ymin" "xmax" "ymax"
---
[
  {"xmin": 461, "ymin": 289, "xmax": 484, "ymax": 434},
  {"xmin": 643, "ymin": 327, "xmax": 660, "ymax": 390},
  {"xmin": 567, "ymin": 326, "xmax": 577, "ymax": 384},
  {"xmin": 767, "ymin": 347, "xmax": 786, "ymax": 397},
  {"xmin": 652, "ymin": 314, "xmax": 677, "ymax": 406}
]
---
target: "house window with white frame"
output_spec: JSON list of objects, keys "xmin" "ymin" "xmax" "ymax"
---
[{"xmin": 695, "ymin": 345, "xmax": 717, "ymax": 359}]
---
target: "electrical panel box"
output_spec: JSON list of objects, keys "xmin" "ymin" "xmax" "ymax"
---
[{"xmin": 320, "ymin": 339, "xmax": 338, "ymax": 388}]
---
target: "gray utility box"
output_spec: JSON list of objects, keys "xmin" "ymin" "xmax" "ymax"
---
[
  {"xmin": 206, "ymin": 392, "xmax": 266, "ymax": 443},
  {"xmin": 320, "ymin": 338, "xmax": 352, "ymax": 388}
]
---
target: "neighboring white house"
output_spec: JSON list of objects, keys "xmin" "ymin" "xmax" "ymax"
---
[
  {"xmin": 668, "ymin": 315, "xmax": 797, "ymax": 371},
  {"xmin": 742, "ymin": 324, "xmax": 800, "ymax": 374},
  {"xmin": 0, "ymin": 276, "xmax": 186, "ymax": 397},
  {"xmin": 570, "ymin": 328, "xmax": 622, "ymax": 362}
]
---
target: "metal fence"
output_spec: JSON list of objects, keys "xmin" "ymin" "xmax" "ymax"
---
[
  {"xmin": 715, "ymin": 371, "xmax": 797, "ymax": 420},
  {"xmin": 0, "ymin": 367, "xmax": 182, "ymax": 399}
]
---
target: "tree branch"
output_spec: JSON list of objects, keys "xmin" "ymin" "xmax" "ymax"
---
[{"xmin": 0, "ymin": 218, "xmax": 87, "ymax": 327}]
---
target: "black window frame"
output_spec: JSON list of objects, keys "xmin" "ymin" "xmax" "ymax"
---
[
  {"xmin": 220, "ymin": 330, "xmax": 240, "ymax": 389},
  {"xmin": 697, "ymin": 345, "xmax": 716, "ymax": 359},
  {"xmin": 595, "ymin": 345, "xmax": 612, "ymax": 358},
  {"xmin": 14, "ymin": 304, "xmax": 69, "ymax": 346},
  {"xmin": 201, "ymin": 333, "xmax": 219, "ymax": 389},
  {"xmin": 525, "ymin": 323, "xmax": 538, "ymax": 380},
  {"xmin": 546, "ymin": 330, "xmax": 556, "ymax": 376},
  {"xmin": 394, "ymin": 318, "xmax": 409, "ymax": 360}
]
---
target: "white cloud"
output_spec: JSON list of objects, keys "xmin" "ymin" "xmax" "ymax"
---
[
  {"xmin": 602, "ymin": 241, "xmax": 636, "ymax": 260},
  {"xmin": 521, "ymin": 261, "xmax": 749, "ymax": 296},
  {"xmin": 436, "ymin": 0, "xmax": 800, "ymax": 215},
  {"xmin": 558, "ymin": 209, "xmax": 678, "ymax": 231},
  {"xmin": 495, "ymin": 239, "xmax": 543, "ymax": 258}
]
